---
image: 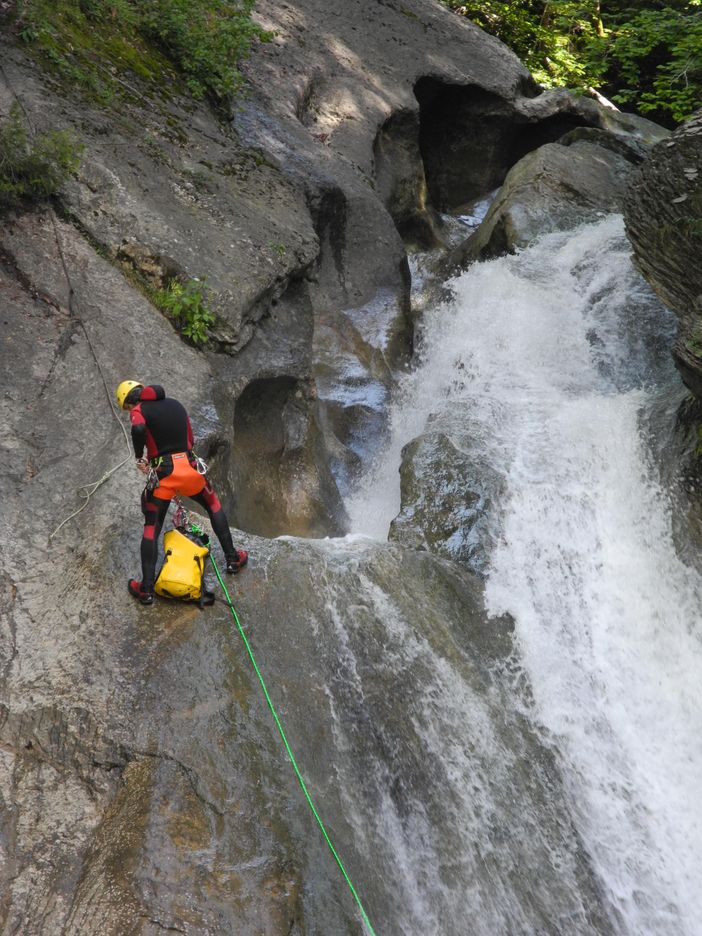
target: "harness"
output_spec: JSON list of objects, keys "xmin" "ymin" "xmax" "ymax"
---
[
  {"xmin": 149, "ymin": 451, "xmax": 208, "ymax": 472},
  {"xmin": 146, "ymin": 451, "xmax": 209, "ymax": 492}
]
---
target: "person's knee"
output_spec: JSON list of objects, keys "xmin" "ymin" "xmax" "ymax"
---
[
  {"xmin": 201, "ymin": 483, "xmax": 222, "ymax": 513},
  {"xmin": 142, "ymin": 493, "xmax": 167, "ymax": 540},
  {"xmin": 142, "ymin": 489, "xmax": 159, "ymax": 515}
]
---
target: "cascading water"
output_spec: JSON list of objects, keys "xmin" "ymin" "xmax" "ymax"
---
[{"xmin": 345, "ymin": 216, "xmax": 702, "ymax": 935}]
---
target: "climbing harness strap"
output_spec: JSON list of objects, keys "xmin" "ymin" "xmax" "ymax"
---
[
  {"xmin": 150, "ymin": 451, "xmax": 208, "ymax": 475},
  {"xmin": 208, "ymin": 553, "xmax": 377, "ymax": 936},
  {"xmin": 145, "ymin": 465, "xmax": 159, "ymax": 493}
]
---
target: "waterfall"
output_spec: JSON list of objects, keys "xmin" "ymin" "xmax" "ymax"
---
[{"xmin": 346, "ymin": 216, "xmax": 702, "ymax": 935}]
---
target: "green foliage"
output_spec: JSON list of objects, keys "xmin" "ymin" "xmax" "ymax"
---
[
  {"xmin": 603, "ymin": 5, "xmax": 702, "ymax": 123},
  {"xmin": 15, "ymin": 0, "xmax": 170, "ymax": 106},
  {"xmin": 136, "ymin": 0, "xmax": 269, "ymax": 101},
  {"xmin": 442, "ymin": 0, "xmax": 606, "ymax": 87},
  {"xmin": 12, "ymin": 0, "xmax": 270, "ymax": 106},
  {"xmin": 440, "ymin": 0, "xmax": 702, "ymax": 124},
  {"xmin": 153, "ymin": 278, "xmax": 215, "ymax": 345},
  {"xmin": 77, "ymin": 0, "xmax": 136, "ymax": 21},
  {"xmin": 0, "ymin": 103, "xmax": 83, "ymax": 209}
]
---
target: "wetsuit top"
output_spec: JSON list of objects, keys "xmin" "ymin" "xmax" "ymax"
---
[{"xmin": 129, "ymin": 385, "xmax": 194, "ymax": 460}]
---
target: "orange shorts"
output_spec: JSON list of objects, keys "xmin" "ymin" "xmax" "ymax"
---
[{"xmin": 152, "ymin": 452, "xmax": 206, "ymax": 501}]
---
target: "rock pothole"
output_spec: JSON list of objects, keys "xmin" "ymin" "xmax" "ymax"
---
[{"xmin": 229, "ymin": 375, "xmax": 347, "ymax": 538}]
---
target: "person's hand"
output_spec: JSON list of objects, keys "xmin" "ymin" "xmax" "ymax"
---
[{"xmin": 136, "ymin": 458, "xmax": 149, "ymax": 475}]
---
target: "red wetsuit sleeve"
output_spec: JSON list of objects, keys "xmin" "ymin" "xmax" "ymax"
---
[
  {"xmin": 130, "ymin": 405, "xmax": 147, "ymax": 458},
  {"xmin": 186, "ymin": 415, "xmax": 194, "ymax": 450},
  {"xmin": 140, "ymin": 385, "xmax": 165, "ymax": 402}
]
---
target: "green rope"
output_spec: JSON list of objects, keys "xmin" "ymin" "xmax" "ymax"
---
[{"xmin": 208, "ymin": 552, "xmax": 377, "ymax": 936}]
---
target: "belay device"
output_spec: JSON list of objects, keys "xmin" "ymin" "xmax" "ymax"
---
[{"xmin": 154, "ymin": 499, "xmax": 213, "ymax": 605}]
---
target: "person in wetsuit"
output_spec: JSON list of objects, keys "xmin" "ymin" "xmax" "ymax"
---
[{"xmin": 116, "ymin": 380, "xmax": 247, "ymax": 605}]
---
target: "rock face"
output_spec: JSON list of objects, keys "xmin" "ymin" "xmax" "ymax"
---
[
  {"xmin": 0, "ymin": 0, "xmax": 657, "ymax": 538},
  {"xmin": 389, "ymin": 432, "xmax": 502, "ymax": 575},
  {"xmin": 450, "ymin": 138, "xmax": 636, "ymax": 264},
  {"xmin": 0, "ymin": 499, "xmax": 615, "ymax": 936},
  {"xmin": 0, "ymin": 0, "xmax": 672, "ymax": 931},
  {"xmin": 624, "ymin": 112, "xmax": 702, "ymax": 397}
]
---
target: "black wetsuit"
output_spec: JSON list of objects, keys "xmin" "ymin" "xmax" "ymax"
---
[
  {"xmin": 130, "ymin": 386, "xmax": 193, "ymax": 460},
  {"xmin": 130, "ymin": 386, "xmax": 235, "ymax": 590}
]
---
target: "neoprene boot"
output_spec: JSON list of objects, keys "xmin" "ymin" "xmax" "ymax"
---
[
  {"xmin": 128, "ymin": 579, "xmax": 155, "ymax": 605},
  {"xmin": 226, "ymin": 550, "xmax": 248, "ymax": 574}
]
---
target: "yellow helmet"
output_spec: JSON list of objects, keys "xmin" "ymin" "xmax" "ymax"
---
[{"xmin": 116, "ymin": 379, "xmax": 143, "ymax": 410}]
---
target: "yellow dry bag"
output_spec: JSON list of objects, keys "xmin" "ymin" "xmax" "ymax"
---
[{"xmin": 155, "ymin": 528, "xmax": 209, "ymax": 601}]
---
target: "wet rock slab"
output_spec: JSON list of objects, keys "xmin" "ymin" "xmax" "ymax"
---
[
  {"xmin": 449, "ymin": 138, "xmax": 635, "ymax": 265},
  {"xmin": 0, "ymin": 526, "xmax": 615, "ymax": 934},
  {"xmin": 389, "ymin": 431, "xmax": 503, "ymax": 575}
]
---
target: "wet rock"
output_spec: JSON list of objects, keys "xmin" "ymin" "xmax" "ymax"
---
[
  {"xmin": 647, "ymin": 391, "xmax": 702, "ymax": 576},
  {"xmin": 373, "ymin": 107, "xmax": 445, "ymax": 249},
  {"xmin": 0, "ymin": 0, "xmax": 660, "ymax": 930},
  {"xmin": 449, "ymin": 140, "xmax": 635, "ymax": 264},
  {"xmin": 228, "ymin": 374, "xmax": 348, "ymax": 538},
  {"xmin": 389, "ymin": 431, "xmax": 503, "ymax": 575},
  {"xmin": 313, "ymin": 301, "xmax": 399, "ymax": 496},
  {"xmin": 624, "ymin": 111, "xmax": 702, "ymax": 398},
  {"xmin": 557, "ymin": 125, "xmax": 650, "ymax": 164},
  {"xmin": 3, "ymin": 529, "xmax": 617, "ymax": 935}
]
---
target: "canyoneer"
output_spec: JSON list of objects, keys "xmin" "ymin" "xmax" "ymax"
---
[{"xmin": 116, "ymin": 380, "xmax": 248, "ymax": 605}]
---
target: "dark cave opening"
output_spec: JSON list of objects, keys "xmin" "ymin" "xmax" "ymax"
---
[{"xmin": 414, "ymin": 77, "xmax": 587, "ymax": 212}]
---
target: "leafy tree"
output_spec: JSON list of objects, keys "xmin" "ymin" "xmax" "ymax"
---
[
  {"xmin": 441, "ymin": 0, "xmax": 702, "ymax": 124},
  {"xmin": 442, "ymin": 1, "xmax": 606, "ymax": 86},
  {"xmin": 602, "ymin": 4, "xmax": 702, "ymax": 123}
]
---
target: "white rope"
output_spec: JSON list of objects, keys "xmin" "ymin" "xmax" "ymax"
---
[
  {"xmin": 48, "ymin": 455, "xmax": 132, "ymax": 542},
  {"xmin": 1, "ymin": 60, "xmax": 135, "ymax": 543}
]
